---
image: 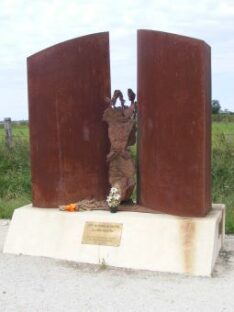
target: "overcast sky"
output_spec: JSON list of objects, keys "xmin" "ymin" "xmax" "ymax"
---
[{"xmin": 0, "ymin": 0, "xmax": 234, "ymax": 120}]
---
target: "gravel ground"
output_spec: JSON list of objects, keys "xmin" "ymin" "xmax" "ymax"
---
[{"xmin": 0, "ymin": 219, "xmax": 234, "ymax": 312}]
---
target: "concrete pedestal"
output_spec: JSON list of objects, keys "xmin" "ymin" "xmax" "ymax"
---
[{"xmin": 3, "ymin": 204, "xmax": 225, "ymax": 276}]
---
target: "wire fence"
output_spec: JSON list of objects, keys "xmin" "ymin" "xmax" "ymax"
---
[
  {"xmin": 0, "ymin": 133, "xmax": 234, "ymax": 144},
  {"xmin": 0, "ymin": 135, "xmax": 29, "ymax": 144},
  {"xmin": 1, "ymin": 117, "xmax": 234, "ymax": 148}
]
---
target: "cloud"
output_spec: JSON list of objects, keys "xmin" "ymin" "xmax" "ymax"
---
[{"xmin": 0, "ymin": 0, "xmax": 234, "ymax": 119}]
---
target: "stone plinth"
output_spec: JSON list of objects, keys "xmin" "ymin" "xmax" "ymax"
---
[
  {"xmin": 137, "ymin": 30, "xmax": 211, "ymax": 217},
  {"xmin": 27, "ymin": 32, "xmax": 110, "ymax": 208},
  {"xmin": 4, "ymin": 204, "xmax": 225, "ymax": 276}
]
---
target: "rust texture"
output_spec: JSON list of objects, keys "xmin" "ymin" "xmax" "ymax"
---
[
  {"xmin": 103, "ymin": 90, "xmax": 137, "ymax": 203},
  {"xmin": 137, "ymin": 30, "xmax": 211, "ymax": 217},
  {"xmin": 28, "ymin": 32, "xmax": 110, "ymax": 207},
  {"xmin": 180, "ymin": 220, "xmax": 196, "ymax": 274}
]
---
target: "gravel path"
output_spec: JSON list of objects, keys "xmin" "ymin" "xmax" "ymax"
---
[{"xmin": 0, "ymin": 219, "xmax": 234, "ymax": 312}]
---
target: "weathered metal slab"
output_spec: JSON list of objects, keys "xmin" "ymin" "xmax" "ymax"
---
[
  {"xmin": 137, "ymin": 30, "xmax": 211, "ymax": 217},
  {"xmin": 82, "ymin": 222, "xmax": 123, "ymax": 246},
  {"xmin": 28, "ymin": 32, "xmax": 110, "ymax": 207}
]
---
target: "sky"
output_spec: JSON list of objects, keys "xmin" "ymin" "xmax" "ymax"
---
[{"xmin": 0, "ymin": 0, "xmax": 234, "ymax": 120}]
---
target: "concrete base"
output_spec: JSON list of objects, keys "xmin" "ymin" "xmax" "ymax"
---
[{"xmin": 3, "ymin": 204, "xmax": 225, "ymax": 276}]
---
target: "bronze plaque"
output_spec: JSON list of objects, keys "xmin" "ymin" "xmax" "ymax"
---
[{"xmin": 82, "ymin": 222, "xmax": 123, "ymax": 247}]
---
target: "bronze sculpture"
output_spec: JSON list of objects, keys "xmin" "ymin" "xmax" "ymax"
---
[{"xmin": 103, "ymin": 89, "xmax": 137, "ymax": 211}]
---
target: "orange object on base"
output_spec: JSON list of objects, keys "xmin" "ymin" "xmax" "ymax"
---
[{"xmin": 60, "ymin": 203, "xmax": 78, "ymax": 212}]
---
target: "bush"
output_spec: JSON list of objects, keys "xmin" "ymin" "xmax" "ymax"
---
[{"xmin": 212, "ymin": 100, "xmax": 221, "ymax": 114}]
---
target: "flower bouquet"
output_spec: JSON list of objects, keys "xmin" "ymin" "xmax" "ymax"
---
[{"xmin": 106, "ymin": 185, "xmax": 121, "ymax": 213}]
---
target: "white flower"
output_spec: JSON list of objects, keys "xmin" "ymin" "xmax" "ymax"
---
[{"xmin": 106, "ymin": 185, "xmax": 121, "ymax": 208}]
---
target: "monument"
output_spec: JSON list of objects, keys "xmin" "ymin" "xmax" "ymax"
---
[
  {"xmin": 27, "ymin": 32, "xmax": 110, "ymax": 207},
  {"xmin": 3, "ymin": 30, "xmax": 225, "ymax": 276},
  {"xmin": 103, "ymin": 89, "xmax": 137, "ymax": 212},
  {"xmin": 137, "ymin": 30, "xmax": 211, "ymax": 217}
]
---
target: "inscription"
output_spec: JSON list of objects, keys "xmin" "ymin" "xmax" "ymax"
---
[{"xmin": 82, "ymin": 222, "xmax": 123, "ymax": 247}]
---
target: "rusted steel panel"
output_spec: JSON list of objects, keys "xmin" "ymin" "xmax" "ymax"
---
[
  {"xmin": 137, "ymin": 30, "xmax": 211, "ymax": 217},
  {"xmin": 28, "ymin": 32, "xmax": 110, "ymax": 207}
]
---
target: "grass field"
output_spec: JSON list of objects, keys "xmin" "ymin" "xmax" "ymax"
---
[
  {"xmin": 212, "ymin": 121, "xmax": 234, "ymax": 233},
  {"xmin": 0, "ymin": 123, "xmax": 29, "ymax": 139},
  {"xmin": 0, "ymin": 131, "xmax": 31, "ymax": 219},
  {"xmin": 0, "ymin": 121, "xmax": 234, "ymax": 232},
  {"xmin": 213, "ymin": 122, "xmax": 234, "ymax": 133},
  {"xmin": 1, "ymin": 122, "xmax": 232, "ymax": 140}
]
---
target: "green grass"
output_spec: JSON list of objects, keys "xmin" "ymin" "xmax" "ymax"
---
[
  {"xmin": 212, "ymin": 128, "xmax": 234, "ymax": 233},
  {"xmin": 0, "ymin": 196, "xmax": 31, "ymax": 219},
  {"xmin": 212, "ymin": 113, "xmax": 234, "ymax": 123},
  {"xmin": 0, "ymin": 121, "xmax": 234, "ymax": 233},
  {"xmin": 0, "ymin": 123, "xmax": 29, "ymax": 139},
  {"xmin": 212, "ymin": 121, "xmax": 234, "ymax": 136},
  {"xmin": 0, "ymin": 137, "xmax": 31, "ymax": 219}
]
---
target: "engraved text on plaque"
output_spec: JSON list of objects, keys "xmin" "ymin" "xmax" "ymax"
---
[{"xmin": 82, "ymin": 222, "xmax": 123, "ymax": 247}]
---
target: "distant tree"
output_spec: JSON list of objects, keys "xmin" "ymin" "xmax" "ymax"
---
[{"xmin": 212, "ymin": 100, "xmax": 221, "ymax": 114}]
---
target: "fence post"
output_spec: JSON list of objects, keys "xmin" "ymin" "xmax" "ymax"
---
[{"xmin": 4, "ymin": 117, "xmax": 13, "ymax": 147}]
